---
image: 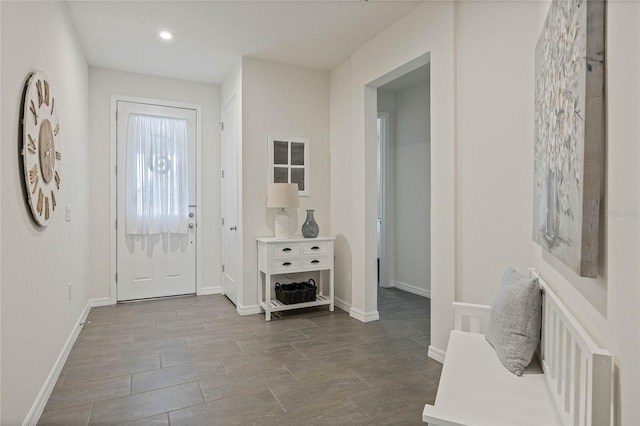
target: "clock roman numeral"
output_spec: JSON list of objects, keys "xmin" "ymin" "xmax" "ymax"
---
[
  {"xmin": 37, "ymin": 188, "xmax": 44, "ymax": 216},
  {"xmin": 51, "ymin": 191, "xmax": 56, "ymax": 211},
  {"xmin": 54, "ymin": 171, "xmax": 61, "ymax": 189},
  {"xmin": 27, "ymin": 135, "xmax": 37, "ymax": 154},
  {"xmin": 44, "ymin": 80, "xmax": 50, "ymax": 106},
  {"xmin": 51, "ymin": 98, "xmax": 55, "ymax": 115},
  {"xmin": 45, "ymin": 196, "xmax": 50, "ymax": 220},
  {"xmin": 55, "ymin": 151, "xmax": 62, "ymax": 160},
  {"xmin": 54, "ymin": 123, "xmax": 60, "ymax": 136},
  {"xmin": 36, "ymin": 80, "xmax": 44, "ymax": 107},
  {"xmin": 29, "ymin": 100, "xmax": 38, "ymax": 126},
  {"xmin": 29, "ymin": 165, "xmax": 39, "ymax": 194}
]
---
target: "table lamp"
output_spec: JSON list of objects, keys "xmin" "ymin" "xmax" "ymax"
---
[{"xmin": 267, "ymin": 183, "xmax": 299, "ymax": 239}]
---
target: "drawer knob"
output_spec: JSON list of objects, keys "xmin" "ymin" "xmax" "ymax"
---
[
  {"xmin": 282, "ymin": 262, "xmax": 292, "ymax": 266},
  {"xmin": 311, "ymin": 246, "xmax": 320, "ymax": 250},
  {"xmin": 311, "ymin": 260, "xmax": 320, "ymax": 264},
  {"xmin": 282, "ymin": 248, "xmax": 292, "ymax": 252}
]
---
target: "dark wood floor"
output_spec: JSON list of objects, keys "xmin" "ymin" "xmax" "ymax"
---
[{"xmin": 39, "ymin": 287, "xmax": 440, "ymax": 425}]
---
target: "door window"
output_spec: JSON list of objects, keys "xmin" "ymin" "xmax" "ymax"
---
[{"xmin": 125, "ymin": 114, "xmax": 189, "ymax": 235}]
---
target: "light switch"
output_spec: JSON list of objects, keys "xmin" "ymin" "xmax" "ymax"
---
[{"xmin": 65, "ymin": 205, "xmax": 71, "ymax": 222}]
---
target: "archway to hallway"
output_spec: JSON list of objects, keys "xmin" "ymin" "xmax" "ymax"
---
[{"xmin": 375, "ymin": 62, "xmax": 432, "ymax": 345}]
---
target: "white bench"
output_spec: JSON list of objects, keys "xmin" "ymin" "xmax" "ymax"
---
[{"xmin": 423, "ymin": 269, "xmax": 613, "ymax": 426}]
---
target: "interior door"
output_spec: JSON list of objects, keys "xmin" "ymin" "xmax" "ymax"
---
[
  {"xmin": 222, "ymin": 96, "xmax": 239, "ymax": 305},
  {"xmin": 116, "ymin": 101, "xmax": 197, "ymax": 301}
]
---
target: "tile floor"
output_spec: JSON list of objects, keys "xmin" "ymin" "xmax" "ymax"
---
[{"xmin": 39, "ymin": 287, "xmax": 441, "ymax": 425}]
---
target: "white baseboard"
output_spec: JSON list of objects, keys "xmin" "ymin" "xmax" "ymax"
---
[
  {"xmin": 391, "ymin": 281, "xmax": 431, "ymax": 298},
  {"xmin": 24, "ymin": 298, "xmax": 95, "ymax": 425},
  {"xmin": 349, "ymin": 307, "xmax": 379, "ymax": 322},
  {"xmin": 198, "ymin": 286, "xmax": 221, "ymax": 296},
  {"xmin": 236, "ymin": 304, "xmax": 260, "ymax": 316},
  {"xmin": 90, "ymin": 297, "xmax": 113, "ymax": 307},
  {"xmin": 333, "ymin": 296, "xmax": 351, "ymax": 313},
  {"xmin": 428, "ymin": 345, "xmax": 446, "ymax": 364}
]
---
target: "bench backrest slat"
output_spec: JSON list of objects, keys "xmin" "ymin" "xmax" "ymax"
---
[{"xmin": 530, "ymin": 269, "xmax": 613, "ymax": 426}]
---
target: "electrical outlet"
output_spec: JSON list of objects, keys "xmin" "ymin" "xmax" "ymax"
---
[{"xmin": 68, "ymin": 282, "xmax": 72, "ymax": 301}]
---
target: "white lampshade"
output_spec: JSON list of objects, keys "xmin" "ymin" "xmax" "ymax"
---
[{"xmin": 267, "ymin": 183, "xmax": 300, "ymax": 208}]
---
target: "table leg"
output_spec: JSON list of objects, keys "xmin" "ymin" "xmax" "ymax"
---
[
  {"xmin": 329, "ymin": 265, "xmax": 334, "ymax": 312},
  {"xmin": 265, "ymin": 274, "xmax": 272, "ymax": 321},
  {"xmin": 257, "ymin": 270, "xmax": 263, "ymax": 315}
]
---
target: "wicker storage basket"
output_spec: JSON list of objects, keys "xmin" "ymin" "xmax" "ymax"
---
[{"xmin": 275, "ymin": 279, "xmax": 317, "ymax": 305}]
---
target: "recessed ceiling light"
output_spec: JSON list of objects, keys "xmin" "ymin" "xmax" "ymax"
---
[{"xmin": 159, "ymin": 31, "xmax": 173, "ymax": 41}]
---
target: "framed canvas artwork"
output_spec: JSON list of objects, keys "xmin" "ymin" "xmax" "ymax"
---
[{"xmin": 533, "ymin": 0, "xmax": 605, "ymax": 278}]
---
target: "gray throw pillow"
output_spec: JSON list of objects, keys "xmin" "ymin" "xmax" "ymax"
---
[{"xmin": 485, "ymin": 267, "xmax": 542, "ymax": 376}]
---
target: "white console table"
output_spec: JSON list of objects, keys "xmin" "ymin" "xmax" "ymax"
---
[{"xmin": 257, "ymin": 236, "xmax": 335, "ymax": 321}]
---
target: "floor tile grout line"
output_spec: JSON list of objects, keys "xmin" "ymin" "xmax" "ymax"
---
[
  {"xmin": 268, "ymin": 386, "xmax": 287, "ymax": 413},
  {"xmin": 197, "ymin": 379, "xmax": 206, "ymax": 403},
  {"xmin": 86, "ymin": 402, "xmax": 94, "ymax": 426},
  {"xmin": 281, "ymin": 362, "xmax": 299, "ymax": 381},
  {"xmin": 56, "ymin": 369, "xmax": 151, "ymax": 390},
  {"xmin": 289, "ymin": 343, "xmax": 309, "ymax": 360}
]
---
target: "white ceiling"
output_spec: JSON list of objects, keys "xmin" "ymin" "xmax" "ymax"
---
[{"xmin": 65, "ymin": 1, "xmax": 423, "ymax": 84}]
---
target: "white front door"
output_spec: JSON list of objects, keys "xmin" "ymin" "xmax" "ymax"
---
[
  {"xmin": 222, "ymin": 96, "xmax": 239, "ymax": 305},
  {"xmin": 116, "ymin": 101, "xmax": 197, "ymax": 301}
]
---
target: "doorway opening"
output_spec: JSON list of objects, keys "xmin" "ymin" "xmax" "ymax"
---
[{"xmin": 376, "ymin": 63, "xmax": 432, "ymax": 341}]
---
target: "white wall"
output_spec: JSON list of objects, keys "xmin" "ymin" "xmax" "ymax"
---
[
  {"xmin": 455, "ymin": 2, "xmax": 640, "ymax": 424},
  {"xmin": 241, "ymin": 57, "xmax": 330, "ymax": 312},
  {"xmin": 331, "ymin": 3, "xmax": 639, "ymax": 423},
  {"xmin": 88, "ymin": 67, "xmax": 221, "ymax": 300},
  {"xmin": 1, "ymin": 2, "xmax": 90, "ymax": 423},
  {"xmin": 330, "ymin": 1, "xmax": 456, "ymax": 335},
  {"xmin": 329, "ymin": 60, "xmax": 353, "ymax": 309},
  {"xmin": 392, "ymin": 78, "xmax": 431, "ymax": 296},
  {"xmin": 533, "ymin": 2, "xmax": 640, "ymax": 424},
  {"xmin": 455, "ymin": 2, "xmax": 542, "ymax": 304}
]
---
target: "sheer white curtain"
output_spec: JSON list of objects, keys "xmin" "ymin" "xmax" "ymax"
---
[{"xmin": 125, "ymin": 113, "xmax": 189, "ymax": 235}]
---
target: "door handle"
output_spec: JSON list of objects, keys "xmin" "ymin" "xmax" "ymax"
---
[
  {"xmin": 311, "ymin": 260, "xmax": 320, "ymax": 264},
  {"xmin": 282, "ymin": 262, "xmax": 292, "ymax": 266},
  {"xmin": 230, "ymin": 226, "xmax": 237, "ymax": 231}
]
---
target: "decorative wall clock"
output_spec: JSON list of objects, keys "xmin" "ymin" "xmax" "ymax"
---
[{"xmin": 22, "ymin": 71, "xmax": 61, "ymax": 227}]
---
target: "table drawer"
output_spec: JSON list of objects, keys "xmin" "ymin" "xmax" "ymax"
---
[
  {"xmin": 271, "ymin": 258, "xmax": 301, "ymax": 272},
  {"xmin": 301, "ymin": 255, "xmax": 330, "ymax": 269},
  {"xmin": 301, "ymin": 242, "xmax": 329, "ymax": 255},
  {"xmin": 271, "ymin": 244, "xmax": 301, "ymax": 258}
]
